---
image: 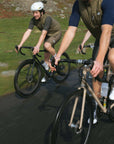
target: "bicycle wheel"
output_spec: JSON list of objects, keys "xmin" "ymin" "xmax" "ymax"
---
[
  {"xmin": 52, "ymin": 52, "xmax": 70, "ymax": 83},
  {"xmin": 108, "ymin": 101, "xmax": 114, "ymax": 122},
  {"xmin": 51, "ymin": 89, "xmax": 92, "ymax": 144},
  {"xmin": 14, "ymin": 59, "xmax": 41, "ymax": 98}
]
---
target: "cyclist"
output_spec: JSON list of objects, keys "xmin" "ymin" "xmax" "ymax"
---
[
  {"xmin": 15, "ymin": 1, "xmax": 62, "ymax": 82},
  {"xmin": 52, "ymin": 0, "xmax": 114, "ymax": 123}
]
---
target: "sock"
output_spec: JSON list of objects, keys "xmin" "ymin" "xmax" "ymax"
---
[{"xmin": 53, "ymin": 53, "xmax": 56, "ymax": 57}]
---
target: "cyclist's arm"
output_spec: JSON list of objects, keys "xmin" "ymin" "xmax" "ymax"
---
[
  {"xmin": 56, "ymin": 0, "xmax": 80, "ymax": 60},
  {"xmin": 91, "ymin": 0, "xmax": 114, "ymax": 77},
  {"xmin": 81, "ymin": 31, "xmax": 91, "ymax": 48},
  {"xmin": 16, "ymin": 29, "xmax": 32, "ymax": 52},
  {"xmin": 33, "ymin": 30, "xmax": 47, "ymax": 53},
  {"xmin": 33, "ymin": 16, "xmax": 52, "ymax": 55},
  {"xmin": 34, "ymin": 16, "xmax": 52, "ymax": 49},
  {"xmin": 56, "ymin": 26, "xmax": 77, "ymax": 58}
]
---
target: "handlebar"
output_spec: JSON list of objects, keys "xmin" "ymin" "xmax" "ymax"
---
[
  {"xmin": 60, "ymin": 58, "xmax": 93, "ymax": 65},
  {"xmin": 51, "ymin": 57, "xmax": 93, "ymax": 71},
  {"xmin": 52, "ymin": 57, "xmax": 110, "ymax": 82},
  {"xmin": 15, "ymin": 45, "xmax": 48, "ymax": 56}
]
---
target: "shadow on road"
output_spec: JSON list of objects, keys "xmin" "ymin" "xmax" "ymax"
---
[{"xmin": 0, "ymin": 69, "xmax": 114, "ymax": 144}]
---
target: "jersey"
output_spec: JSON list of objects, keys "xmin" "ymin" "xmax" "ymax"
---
[
  {"xmin": 69, "ymin": 0, "xmax": 114, "ymax": 27},
  {"xmin": 28, "ymin": 14, "xmax": 61, "ymax": 37}
]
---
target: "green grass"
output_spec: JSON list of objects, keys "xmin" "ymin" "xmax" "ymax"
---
[{"xmin": 0, "ymin": 16, "xmax": 95, "ymax": 96}]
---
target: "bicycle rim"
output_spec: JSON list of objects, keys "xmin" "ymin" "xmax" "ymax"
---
[
  {"xmin": 52, "ymin": 52, "xmax": 70, "ymax": 83},
  {"xmin": 51, "ymin": 89, "xmax": 92, "ymax": 144},
  {"xmin": 14, "ymin": 59, "xmax": 41, "ymax": 97}
]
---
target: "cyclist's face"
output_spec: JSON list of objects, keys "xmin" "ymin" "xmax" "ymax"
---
[{"xmin": 33, "ymin": 11, "xmax": 41, "ymax": 20}]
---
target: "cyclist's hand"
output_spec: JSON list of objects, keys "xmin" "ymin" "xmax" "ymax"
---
[
  {"xmin": 90, "ymin": 60, "xmax": 103, "ymax": 77},
  {"xmin": 33, "ymin": 46, "xmax": 40, "ymax": 55},
  {"xmin": 15, "ymin": 45, "xmax": 21, "ymax": 53},
  {"xmin": 78, "ymin": 45, "xmax": 83, "ymax": 53},
  {"xmin": 51, "ymin": 55, "xmax": 60, "ymax": 72},
  {"xmin": 49, "ymin": 62, "xmax": 56, "ymax": 72},
  {"xmin": 55, "ymin": 55, "xmax": 60, "ymax": 65}
]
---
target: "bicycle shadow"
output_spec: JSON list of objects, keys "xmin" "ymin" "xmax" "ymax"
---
[{"xmin": 37, "ymin": 69, "xmax": 80, "ymax": 112}]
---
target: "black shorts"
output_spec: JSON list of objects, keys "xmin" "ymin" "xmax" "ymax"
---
[{"xmin": 92, "ymin": 36, "xmax": 114, "ymax": 63}]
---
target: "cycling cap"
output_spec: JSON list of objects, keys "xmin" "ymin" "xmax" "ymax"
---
[{"xmin": 31, "ymin": 2, "xmax": 44, "ymax": 11}]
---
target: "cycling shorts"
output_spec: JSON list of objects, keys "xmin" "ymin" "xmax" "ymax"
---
[{"xmin": 44, "ymin": 31, "xmax": 62, "ymax": 47}]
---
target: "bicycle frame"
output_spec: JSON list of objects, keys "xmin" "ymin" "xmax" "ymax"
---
[
  {"xmin": 68, "ymin": 64, "xmax": 111, "ymax": 130},
  {"xmin": 33, "ymin": 54, "xmax": 52, "ymax": 78}
]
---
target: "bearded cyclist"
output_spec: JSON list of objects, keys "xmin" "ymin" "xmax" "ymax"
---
[
  {"xmin": 52, "ymin": 0, "xmax": 114, "ymax": 123},
  {"xmin": 16, "ymin": 1, "xmax": 62, "ymax": 82}
]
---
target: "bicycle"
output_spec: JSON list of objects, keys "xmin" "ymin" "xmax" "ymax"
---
[
  {"xmin": 14, "ymin": 46, "xmax": 70, "ymax": 98},
  {"xmin": 51, "ymin": 58, "xmax": 114, "ymax": 144}
]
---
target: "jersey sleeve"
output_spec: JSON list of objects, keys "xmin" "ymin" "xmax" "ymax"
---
[
  {"xmin": 101, "ymin": 0, "xmax": 114, "ymax": 25},
  {"xmin": 28, "ymin": 18, "xmax": 34, "ymax": 30},
  {"xmin": 43, "ymin": 16, "xmax": 52, "ymax": 31},
  {"xmin": 69, "ymin": 0, "xmax": 80, "ymax": 27}
]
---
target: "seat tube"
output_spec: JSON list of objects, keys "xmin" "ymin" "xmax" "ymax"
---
[
  {"xmin": 68, "ymin": 96, "xmax": 79, "ymax": 126},
  {"xmin": 79, "ymin": 87, "xmax": 87, "ymax": 129}
]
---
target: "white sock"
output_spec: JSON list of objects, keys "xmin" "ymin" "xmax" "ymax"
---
[{"xmin": 53, "ymin": 53, "xmax": 56, "ymax": 57}]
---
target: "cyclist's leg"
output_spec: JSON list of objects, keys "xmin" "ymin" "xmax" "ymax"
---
[{"xmin": 44, "ymin": 31, "xmax": 62, "ymax": 65}]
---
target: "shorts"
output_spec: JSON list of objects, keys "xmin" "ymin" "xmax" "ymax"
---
[
  {"xmin": 44, "ymin": 31, "xmax": 62, "ymax": 47},
  {"xmin": 92, "ymin": 36, "xmax": 114, "ymax": 63}
]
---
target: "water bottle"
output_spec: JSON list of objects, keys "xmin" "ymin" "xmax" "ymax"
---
[
  {"xmin": 101, "ymin": 82, "xmax": 109, "ymax": 97},
  {"xmin": 103, "ymin": 98, "xmax": 106, "ymax": 108}
]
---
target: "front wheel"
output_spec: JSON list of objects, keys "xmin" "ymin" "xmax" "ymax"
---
[
  {"xmin": 108, "ymin": 101, "xmax": 114, "ymax": 122},
  {"xmin": 14, "ymin": 59, "xmax": 41, "ymax": 98},
  {"xmin": 51, "ymin": 89, "xmax": 92, "ymax": 144},
  {"xmin": 52, "ymin": 52, "xmax": 70, "ymax": 83}
]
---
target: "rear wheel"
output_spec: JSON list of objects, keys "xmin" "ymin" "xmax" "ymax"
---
[
  {"xmin": 51, "ymin": 89, "xmax": 92, "ymax": 144},
  {"xmin": 52, "ymin": 52, "xmax": 70, "ymax": 83},
  {"xmin": 14, "ymin": 59, "xmax": 41, "ymax": 98}
]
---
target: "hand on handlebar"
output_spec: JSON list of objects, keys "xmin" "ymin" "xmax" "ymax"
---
[
  {"xmin": 50, "ymin": 55, "xmax": 60, "ymax": 72},
  {"xmin": 33, "ymin": 46, "xmax": 40, "ymax": 55},
  {"xmin": 55, "ymin": 55, "xmax": 60, "ymax": 65},
  {"xmin": 90, "ymin": 60, "xmax": 103, "ymax": 77},
  {"xmin": 15, "ymin": 45, "xmax": 21, "ymax": 53}
]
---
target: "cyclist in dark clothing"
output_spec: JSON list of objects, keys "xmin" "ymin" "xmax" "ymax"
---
[
  {"xmin": 16, "ymin": 1, "xmax": 62, "ymax": 82},
  {"xmin": 53, "ymin": 0, "xmax": 114, "ymax": 123}
]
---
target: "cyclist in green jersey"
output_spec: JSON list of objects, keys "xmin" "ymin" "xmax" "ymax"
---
[{"xmin": 16, "ymin": 1, "xmax": 62, "ymax": 82}]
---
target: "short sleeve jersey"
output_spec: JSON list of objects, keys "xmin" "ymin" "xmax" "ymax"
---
[
  {"xmin": 28, "ymin": 16, "xmax": 52, "ymax": 31},
  {"xmin": 69, "ymin": 0, "xmax": 114, "ymax": 27}
]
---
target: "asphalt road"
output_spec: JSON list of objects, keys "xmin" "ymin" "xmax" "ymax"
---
[{"xmin": 0, "ymin": 69, "xmax": 114, "ymax": 144}]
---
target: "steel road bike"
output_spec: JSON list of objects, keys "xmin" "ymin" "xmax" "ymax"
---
[
  {"xmin": 51, "ymin": 58, "xmax": 114, "ymax": 144},
  {"xmin": 14, "ymin": 46, "xmax": 70, "ymax": 98}
]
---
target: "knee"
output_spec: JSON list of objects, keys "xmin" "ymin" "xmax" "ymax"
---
[{"xmin": 44, "ymin": 42, "xmax": 51, "ymax": 50}]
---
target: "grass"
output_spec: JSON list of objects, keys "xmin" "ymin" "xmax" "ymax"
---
[{"xmin": 0, "ymin": 15, "xmax": 95, "ymax": 96}]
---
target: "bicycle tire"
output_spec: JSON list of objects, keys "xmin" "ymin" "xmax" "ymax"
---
[
  {"xmin": 52, "ymin": 52, "xmax": 70, "ymax": 83},
  {"xmin": 51, "ymin": 89, "xmax": 92, "ymax": 144},
  {"xmin": 108, "ymin": 101, "xmax": 114, "ymax": 122},
  {"xmin": 14, "ymin": 59, "xmax": 41, "ymax": 98}
]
